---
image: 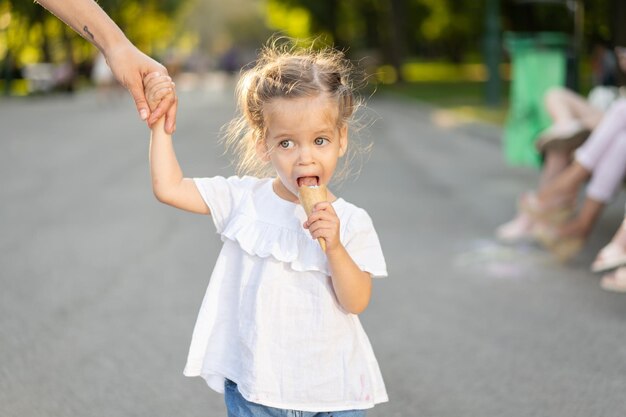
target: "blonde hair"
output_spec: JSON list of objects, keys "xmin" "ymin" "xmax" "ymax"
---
[{"xmin": 223, "ymin": 38, "xmax": 367, "ymax": 182}]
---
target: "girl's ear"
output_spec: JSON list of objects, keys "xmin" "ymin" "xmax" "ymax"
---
[
  {"xmin": 255, "ymin": 136, "xmax": 271, "ymax": 162},
  {"xmin": 339, "ymin": 125, "xmax": 348, "ymax": 157}
]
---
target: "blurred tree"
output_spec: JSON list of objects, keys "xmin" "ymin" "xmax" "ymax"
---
[
  {"xmin": 265, "ymin": 0, "xmax": 623, "ymax": 81},
  {"xmin": 179, "ymin": 0, "xmax": 269, "ymax": 60},
  {"xmin": 1, "ymin": 0, "xmax": 189, "ymax": 94},
  {"xmin": 265, "ymin": 0, "xmax": 485, "ymax": 70}
]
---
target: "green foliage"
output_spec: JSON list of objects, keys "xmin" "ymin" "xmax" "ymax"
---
[
  {"xmin": 1, "ymin": 0, "xmax": 188, "ymax": 69},
  {"xmin": 265, "ymin": 0, "xmax": 617, "ymax": 70}
]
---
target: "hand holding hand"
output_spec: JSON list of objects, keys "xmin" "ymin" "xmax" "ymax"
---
[
  {"xmin": 303, "ymin": 202, "xmax": 342, "ymax": 253},
  {"xmin": 144, "ymin": 72, "xmax": 176, "ymax": 114},
  {"xmin": 104, "ymin": 43, "xmax": 177, "ymax": 132}
]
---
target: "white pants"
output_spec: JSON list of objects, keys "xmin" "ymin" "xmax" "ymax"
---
[{"xmin": 575, "ymin": 98, "xmax": 626, "ymax": 203}]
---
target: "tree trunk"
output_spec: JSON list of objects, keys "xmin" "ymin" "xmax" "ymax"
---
[
  {"xmin": 387, "ymin": 0, "xmax": 405, "ymax": 82},
  {"xmin": 613, "ymin": 0, "xmax": 626, "ymax": 84},
  {"xmin": 613, "ymin": 0, "xmax": 626, "ymax": 46}
]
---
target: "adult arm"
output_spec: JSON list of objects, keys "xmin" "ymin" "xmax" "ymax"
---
[{"xmin": 35, "ymin": 0, "xmax": 177, "ymax": 133}]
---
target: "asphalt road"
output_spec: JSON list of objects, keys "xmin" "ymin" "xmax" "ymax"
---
[{"xmin": 2, "ymin": 77, "xmax": 626, "ymax": 417}]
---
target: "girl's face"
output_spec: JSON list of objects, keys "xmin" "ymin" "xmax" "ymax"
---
[{"xmin": 258, "ymin": 94, "xmax": 347, "ymax": 202}]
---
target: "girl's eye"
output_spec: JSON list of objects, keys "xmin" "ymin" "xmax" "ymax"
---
[
  {"xmin": 314, "ymin": 137, "xmax": 328, "ymax": 146},
  {"xmin": 279, "ymin": 140, "xmax": 294, "ymax": 149}
]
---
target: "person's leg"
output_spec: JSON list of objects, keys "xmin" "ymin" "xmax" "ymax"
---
[
  {"xmin": 533, "ymin": 102, "xmax": 626, "ymax": 207},
  {"xmin": 536, "ymin": 88, "xmax": 603, "ymax": 151},
  {"xmin": 544, "ymin": 87, "xmax": 602, "ymax": 127},
  {"xmin": 496, "ymin": 149, "xmax": 573, "ymax": 242},
  {"xmin": 556, "ymin": 197, "xmax": 604, "ymax": 241},
  {"xmin": 574, "ymin": 99, "xmax": 626, "ymax": 170},
  {"xmin": 560, "ymin": 130, "xmax": 626, "ymax": 238},
  {"xmin": 533, "ymin": 130, "xmax": 626, "ymax": 260},
  {"xmin": 497, "ymin": 148, "xmax": 572, "ymax": 242},
  {"xmin": 538, "ymin": 149, "xmax": 572, "ymax": 188},
  {"xmin": 584, "ymin": 131, "xmax": 626, "ymax": 204},
  {"xmin": 535, "ymin": 160, "xmax": 589, "ymax": 205}
]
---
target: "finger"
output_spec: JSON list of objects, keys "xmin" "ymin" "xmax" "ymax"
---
[
  {"xmin": 148, "ymin": 90, "xmax": 176, "ymax": 126},
  {"xmin": 145, "ymin": 75, "xmax": 171, "ymax": 92},
  {"xmin": 307, "ymin": 219, "xmax": 337, "ymax": 235},
  {"xmin": 128, "ymin": 78, "xmax": 150, "ymax": 121},
  {"xmin": 309, "ymin": 225, "xmax": 336, "ymax": 243},
  {"xmin": 164, "ymin": 93, "xmax": 178, "ymax": 134},
  {"xmin": 143, "ymin": 71, "xmax": 163, "ymax": 86},
  {"xmin": 148, "ymin": 87, "xmax": 174, "ymax": 105},
  {"xmin": 306, "ymin": 208, "xmax": 338, "ymax": 224},
  {"xmin": 313, "ymin": 201, "xmax": 336, "ymax": 214},
  {"xmin": 306, "ymin": 217, "xmax": 336, "ymax": 233},
  {"xmin": 146, "ymin": 75, "xmax": 171, "ymax": 87},
  {"xmin": 146, "ymin": 80, "xmax": 174, "ymax": 97}
]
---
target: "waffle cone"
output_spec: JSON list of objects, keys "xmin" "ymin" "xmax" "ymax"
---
[{"xmin": 299, "ymin": 185, "xmax": 328, "ymax": 251}]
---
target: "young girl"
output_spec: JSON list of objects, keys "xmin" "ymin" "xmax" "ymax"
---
[{"xmin": 144, "ymin": 43, "xmax": 388, "ymax": 416}]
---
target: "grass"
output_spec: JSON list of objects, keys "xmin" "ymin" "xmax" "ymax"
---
[
  {"xmin": 376, "ymin": 80, "xmax": 511, "ymax": 126},
  {"xmin": 370, "ymin": 61, "xmax": 513, "ymax": 126}
]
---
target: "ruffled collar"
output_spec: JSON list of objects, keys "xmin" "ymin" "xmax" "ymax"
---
[{"xmin": 220, "ymin": 179, "xmax": 346, "ymax": 275}]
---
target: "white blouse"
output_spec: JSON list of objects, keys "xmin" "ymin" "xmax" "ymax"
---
[{"xmin": 183, "ymin": 176, "xmax": 388, "ymax": 412}]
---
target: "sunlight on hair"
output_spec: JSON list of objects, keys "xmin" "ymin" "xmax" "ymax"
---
[{"xmin": 221, "ymin": 36, "xmax": 374, "ymax": 186}]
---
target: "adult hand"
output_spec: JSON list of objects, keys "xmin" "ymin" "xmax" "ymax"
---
[{"xmin": 105, "ymin": 42, "xmax": 177, "ymax": 133}]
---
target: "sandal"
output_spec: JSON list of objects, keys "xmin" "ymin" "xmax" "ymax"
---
[
  {"xmin": 495, "ymin": 213, "xmax": 536, "ymax": 243},
  {"xmin": 535, "ymin": 121, "xmax": 590, "ymax": 153},
  {"xmin": 519, "ymin": 192, "xmax": 574, "ymax": 224},
  {"xmin": 591, "ymin": 242, "xmax": 626, "ymax": 273},
  {"xmin": 600, "ymin": 267, "xmax": 626, "ymax": 293},
  {"xmin": 532, "ymin": 222, "xmax": 584, "ymax": 263}
]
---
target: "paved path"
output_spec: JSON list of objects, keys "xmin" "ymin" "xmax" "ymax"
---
[{"xmin": 2, "ymin": 80, "xmax": 626, "ymax": 417}]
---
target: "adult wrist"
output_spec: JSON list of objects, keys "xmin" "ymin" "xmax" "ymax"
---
[{"xmin": 99, "ymin": 30, "xmax": 132, "ymax": 56}]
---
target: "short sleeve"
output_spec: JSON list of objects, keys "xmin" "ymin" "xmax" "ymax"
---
[
  {"xmin": 193, "ymin": 176, "xmax": 257, "ymax": 234},
  {"xmin": 343, "ymin": 209, "xmax": 388, "ymax": 278}
]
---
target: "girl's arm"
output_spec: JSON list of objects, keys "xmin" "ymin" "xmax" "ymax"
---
[
  {"xmin": 147, "ymin": 75, "xmax": 209, "ymax": 215},
  {"xmin": 305, "ymin": 202, "xmax": 372, "ymax": 314},
  {"xmin": 326, "ymin": 245, "xmax": 372, "ymax": 315}
]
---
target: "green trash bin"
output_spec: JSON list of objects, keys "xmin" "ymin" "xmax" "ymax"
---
[{"xmin": 503, "ymin": 32, "xmax": 569, "ymax": 167}]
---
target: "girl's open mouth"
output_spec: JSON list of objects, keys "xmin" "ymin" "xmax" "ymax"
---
[{"xmin": 297, "ymin": 176, "xmax": 319, "ymax": 187}]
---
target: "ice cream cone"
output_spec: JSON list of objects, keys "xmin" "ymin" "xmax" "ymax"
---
[{"xmin": 299, "ymin": 184, "xmax": 328, "ymax": 251}]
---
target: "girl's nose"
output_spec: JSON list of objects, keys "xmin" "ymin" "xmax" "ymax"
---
[{"xmin": 297, "ymin": 145, "xmax": 314, "ymax": 164}]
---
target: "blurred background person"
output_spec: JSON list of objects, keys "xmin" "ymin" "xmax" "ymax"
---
[
  {"xmin": 496, "ymin": 43, "xmax": 625, "ymax": 245},
  {"xmin": 518, "ymin": 46, "xmax": 626, "ymax": 262}
]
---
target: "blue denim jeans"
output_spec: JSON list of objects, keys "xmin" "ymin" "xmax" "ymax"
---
[{"xmin": 224, "ymin": 379, "xmax": 367, "ymax": 417}]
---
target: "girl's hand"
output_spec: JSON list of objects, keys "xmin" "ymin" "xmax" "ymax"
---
[
  {"xmin": 143, "ymin": 72, "xmax": 176, "ymax": 113},
  {"xmin": 303, "ymin": 202, "xmax": 341, "ymax": 253}
]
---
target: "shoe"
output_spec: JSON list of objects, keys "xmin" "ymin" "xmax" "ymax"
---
[
  {"xmin": 519, "ymin": 192, "xmax": 574, "ymax": 224},
  {"xmin": 532, "ymin": 222, "xmax": 584, "ymax": 263},
  {"xmin": 495, "ymin": 213, "xmax": 536, "ymax": 243},
  {"xmin": 600, "ymin": 267, "xmax": 626, "ymax": 293},
  {"xmin": 591, "ymin": 242, "xmax": 626, "ymax": 273},
  {"xmin": 535, "ymin": 121, "xmax": 590, "ymax": 153}
]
